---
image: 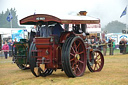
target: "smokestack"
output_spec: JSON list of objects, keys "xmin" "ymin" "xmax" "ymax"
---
[{"xmin": 79, "ymin": 11, "xmax": 87, "ymax": 16}]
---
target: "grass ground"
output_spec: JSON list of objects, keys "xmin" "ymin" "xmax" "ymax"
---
[{"xmin": 0, "ymin": 54, "xmax": 128, "ymax": 85}]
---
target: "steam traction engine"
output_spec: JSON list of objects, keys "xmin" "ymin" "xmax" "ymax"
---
[
  {"xmin": 13, "ymin": 39, "xmax": 29, "ymax": 70},
  {"xmin": 15, "ymin": 13, "xmax": 104, "ymax": 77}
]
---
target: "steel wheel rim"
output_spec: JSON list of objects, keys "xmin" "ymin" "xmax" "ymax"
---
[
  {"xmin": 90, "ymin": 51, "xmax": 104, "ymax": 72},
  {"xmin": 16, "ymin": 64, "xmax": 28, "ymax": 70},
  {"xmin": 29, "ymin": 42, "xmax": 40, "ymax": 77},
  {"xmin": 70, "ymin": 38, "xmax": 86, "ymax": 76}
]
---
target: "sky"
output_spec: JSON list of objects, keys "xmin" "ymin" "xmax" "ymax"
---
[{"xmin": 0, "ymin": 0, "xmax": 128, "ymax": 28}]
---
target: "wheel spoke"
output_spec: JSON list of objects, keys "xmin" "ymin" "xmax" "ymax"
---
[
  {"xmin": 72, "ymin": 65, "xmax": 76, "ymax": 72},
  {"xmin": 76, "ymin": 43, "xmax": 81, "ymax": 50},
  {"xmin": 78, "ymin": 51, "xmax": 84, "ymax": 55},
  {"xmin": 73, "ymin": 41, "xmax": 78, "ymax": 53},
  {"xmin": 70, "ymin": 53, "xmax": 75, "ymax": 57},
  {"xmin": 72, "ymin": 62, "xmax": 76, "ymax": 68},
  {"xmin": 96, "ymin": 64, "xmax": 99, "ymax": 70},
  {"xmin": 94, "ymin": 64, "xmax": 96, "ymax": 70},
  {"xmin": 74, "ymin": 67, "xmax": 76, "ymax": 74},
  {"xmin": 97, "ymin": 62, "xmax": 101, "ymax": 67},
  {"xmin": 72, "ymin": 62, "xmax": 78, "ymax": 74},
  {"xmin": 71, "ymin": 46, "xmax": 76, "ymax": 54},
  {"xmin": 94, "ymin": 54, "xmax": 100, "ymax": 61},
  {"xmin": 70, "ymin": 58, "xmax": 75, "ymax": 62},
  {"xmin": 77, "ymin": 67, "xmax": 81, "ymax": 73},
  {"xmin": 95, "ymin": 53, "xmax": 100, "ymax": 59},
  {"xmin": 97, "ymin": 57, "xmax": 101, "ymax": 61},
  {"xmin": 74, "ymin": 66, "xmax": 77, "ymax": 74},
  {"xmin": 94, "ymin": 57, "xmax": 101, "ymax": 63},
  {"xmin": 78, "ymin": 60, "xmax": 84, "ymax": 64},
  {"xmin": 98, "ymin": 60, "xmax": 101, "ymax": 63},
  {"xmin": 76, "ymin": 62, "xmax": 81, "ymax": 73}
]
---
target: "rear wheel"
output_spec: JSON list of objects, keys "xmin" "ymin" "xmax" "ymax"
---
[
  {"xmin": 29, "ymin": 42, "xmax": 40, "ymax": 77},
  {"xmin": 16, "ymin": 64, "xmax": 29, "ymax": 70},
  {"xmin": 40, "ymin": 69, "xmax": 53, "ymax": 77},
  {"xmin": 62, "ymin": 36, "xmax": 87, "ymax": 77},
  {"xmin": 87, "ymin": 49, "xmax": 104, "ymax": 72},
  {"xmin": 29, "ymin": 42, "xmax": 53, "ymax": 77}
]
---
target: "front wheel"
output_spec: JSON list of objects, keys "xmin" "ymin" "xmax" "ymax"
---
[
  {"xmin": 62, "ymin": 36, "xmax": 87, "ymax": 77},
  {"xmin": 87, "ymin": 49, "xmax": 104, "ymax": 72}
]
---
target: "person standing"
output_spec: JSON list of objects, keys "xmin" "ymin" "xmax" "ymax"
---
[
  {"xmin": 37, "ymin": 22, "xmax": 42, "ymax": 36},
  {"xmin": 108, "ymin": 37, "xmax": 113, "ymax": 55},
  {"xmin": 123, "ymin": 38, "xmax": 127, "ymax": 54},
  {"xmin": 103, "ymin": 39, "xmax": 107, "ymax": 56},
  {"xmin": 40, "ymin": 23, "xmax": 52, "ymax": 37},
  {"xmin": 91, "ymin": 39, "xmax": 96, "ymax": 49},
  {"xmin": 13, "ymin": 38, "xmax": 17, "ymax": 54},
  {"xmin": 112, "ymin": 39, "xmax": 115, "ymax": 55},
  {"xmin": 8, "ymin": 39, "xmax": 13, "ymax": 57},
  {"xmin": 119, "ymin": 38, "xmax": 123, "ymax": 54},
  {"xmin": 122, "ymin": 38, "xmax": 127, "ymax": 54},
  {"xmin": 2, "ymin": 41, "xmax": 9, "ymax": 59},
  {"xmin": 98, "ymin": 39, "xmax": 102, "ymax": 51},
  {"xmin": 119, "ymin": 38, "xmax": 126, "ymax": 54},
  {"xmin": 29, "ymin": 25, "xmax": 37, "ymax": 44}
]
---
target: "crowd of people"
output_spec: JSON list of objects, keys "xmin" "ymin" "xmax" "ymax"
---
[
  {"xmin": 0, "ymin": 38, "xmax": 17, "ymax": 59},
  {"xmin": 90, "ymin": 38, "xmax": 109, "ymax": 56},
  {"xmin": 1, "ymin": 35, "xmax": 128, "ymax": 59},
  {"xmin": 89, "ymin": 37, "xmax": 128, "ymax": 56},
  {"xmin": 1, "ymin": 22, "xmax": 128, "ymax": 59}
]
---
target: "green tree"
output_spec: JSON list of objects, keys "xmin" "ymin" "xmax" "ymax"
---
[
  {"xmin": 103, "ymin": 20, "xmax": 126, "ymax": 33},
  {"xmin": 0, "ymin": 8, "xmax": 25, "ymax": 28}
]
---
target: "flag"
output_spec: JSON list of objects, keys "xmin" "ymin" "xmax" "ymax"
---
[
  {"xmin": 34, "ymin": 12, "xmax": 36, "ymax": 15},
  {"xmin": 120, "ymin": 7, "xmax": 127, "ymax": 18},
  {"xmin": 34, "ymin": 10, "xmax": 36, "ymax": 15},
  {"xmin": 6, "ymin": 13, "xmax": 13, "ymax": 22}
]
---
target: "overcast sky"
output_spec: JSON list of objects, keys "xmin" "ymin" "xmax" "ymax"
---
[{"xmin": 0, "ymin": 0, "xmax": 128, "ymax": 28}]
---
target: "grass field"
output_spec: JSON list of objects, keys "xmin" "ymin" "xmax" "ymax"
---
[{"xmin": 0, "ymin": 54, "xmax": 128, "ymax": 85}]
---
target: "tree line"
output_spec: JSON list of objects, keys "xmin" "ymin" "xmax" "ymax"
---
[
  {"xmin": 102, "ymin": 20, "xmax": 126, "ymax": 33},
  {"xmin": 0, "ymin": 8, "xmax": 25, "ymax": 28}
]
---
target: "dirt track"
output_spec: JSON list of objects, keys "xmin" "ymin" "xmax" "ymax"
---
[{"xmin": 0, "ymin": 55, "xmax": 128, "ymax": 85}]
